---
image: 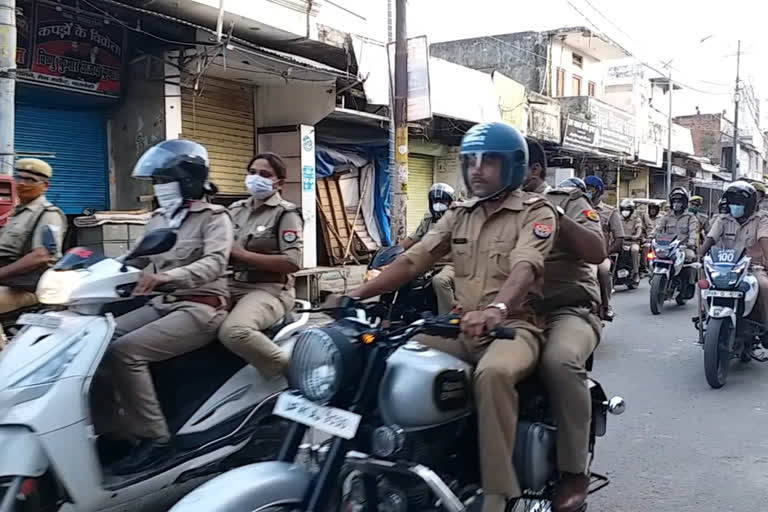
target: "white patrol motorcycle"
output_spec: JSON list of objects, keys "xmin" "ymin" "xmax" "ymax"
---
[
  {"xmin": 698, "ymin": 246, "xmax": 766, "ymax": 389},
  {"xmin": 0, "ymin": 228, "xmax": 309, "ymax": 512}
]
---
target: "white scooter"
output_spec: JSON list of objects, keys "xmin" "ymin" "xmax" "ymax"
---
[{"xmin": 0, "ymin": 228, "xmax": 309, "ymax": 511}]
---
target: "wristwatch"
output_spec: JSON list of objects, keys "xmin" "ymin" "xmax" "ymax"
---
[{"xmin": 485, "ymin": 302, "xmax": 509, "ymax": 318}]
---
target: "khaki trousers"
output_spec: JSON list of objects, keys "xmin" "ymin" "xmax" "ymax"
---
[
  {"xmin": 0, "ymin": 286, "xmax": 39, "ymax": 350},
  {"xmin": 754, "ymin": 270, "xmax": 768, "ymax": 326},
  {"xmin": 109, "ymin": 298, "xmax": 227, "ymax": 439},
  {"xmin": 629, "ymin": 243, "xmax": 640, "ymax": 275},
  {"xmin": 219, "ymin": 288, "xmax": 292, "ymax": 379},
  {"xmin": 416, "ymin": 326, "xmax": 541, "ymax": 497},
  {"xmin": 432, "ymin": 265, "xmax": 455, "ymax": 315},
  {"xmin": 538, "ymin": 307, "xmax": 601, "ymax": 474}
]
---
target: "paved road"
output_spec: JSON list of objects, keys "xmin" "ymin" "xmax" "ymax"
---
[
  {"xmin": 143, "ymin": 287, "xmax": 768, "ymax": 511},
  {"xmin": 589, "ymin": 280, "xmax": 768, "ymax": 511}
]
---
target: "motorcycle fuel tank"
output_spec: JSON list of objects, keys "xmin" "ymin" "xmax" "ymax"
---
[{"xmin": 378, "ymin": 342, "xmax": 472, "ymax": 430}]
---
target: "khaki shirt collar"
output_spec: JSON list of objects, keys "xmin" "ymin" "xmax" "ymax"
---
[
  {"xmin": 248, "ymin": 192, "xmax": 282, "ymax": 210},
  {"xmin": 16, "ymin": 194, "xmax": 47, "ymax": 213},
  {"xmin": 456, "ymin": 189, "xmax": 526, "ymax": 212}
]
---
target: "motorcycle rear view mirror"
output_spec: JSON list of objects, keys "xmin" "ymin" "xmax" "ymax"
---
[{"xmin": 126, "ymin": 228, "xmax": 177, "ymax": 260}]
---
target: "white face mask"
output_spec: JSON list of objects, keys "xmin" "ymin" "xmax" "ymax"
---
[
  {"xmin": 432, "ymin": 202, "xmax": 449, "ymax": 213},
  {"xmin": 245, "ymin": 174, "xmax": 275, "ymax": 199},
  {"xmin": 621, "ymin": 210, "xmax": 631, "ymax": 218},
  {"xmin": 154, "ymin": 182, "xmax": 184, "ymax": 216}
]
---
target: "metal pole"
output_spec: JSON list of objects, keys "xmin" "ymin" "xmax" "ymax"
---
[
  {"xmin": 731, "ymin": 39, "xmax": 741, "ymax": 181},
  {"xmin": 0, "ymin": 0, "xmax": 16, "ymax": 177},
  {"xmin": 391, "ymin": 0, "xmax": 408, "ymax": 243},
  {"xmin": 666, "ymin": 72, "xmax": 673, "ymax": 198}
]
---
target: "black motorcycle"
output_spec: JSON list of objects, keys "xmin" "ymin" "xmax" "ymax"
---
[
  {"xmin": 169, "ymin": 303, "xmax": 626, "ymax": 512},
  {"xmin": 365, "ymin": 246, "xmax": 441, "ymax": 323},
  {"xmin": 612, "ymin": 244, "xmax": 637, "ymax": 290}
]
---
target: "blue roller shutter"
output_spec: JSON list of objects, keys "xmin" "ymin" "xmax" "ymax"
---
[{"xmin": 14, "ymin": 104, "xmax": 108, "ymax": 214}]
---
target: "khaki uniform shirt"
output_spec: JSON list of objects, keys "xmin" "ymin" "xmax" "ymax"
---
[
  {"xmin": 228, "ymin": 192, "xmax": 303, "ymax": 300},
  {"xmin": 595, "ymin": 201, "xmax": 624, "ymax": 249},
  {"xmin": 407, "ymin": 214, "xmax": 451, "ymax": 265},
  {"xmin": 404, "ymin": 189, "xmax": 557, "ymax": 328},
  {"xmin": 707, "ymin": 213, "xmax": 768, "ymax": 266},
  {"xmin": 536, "ymin": 184, "xmax": 603, "ymax": 307},
  {"xmin": 0, "ymin": 195, "xmax": 67, "ymax": 264},
  {"xmin": 138, "ymin": 201, "xmax": 233, "ymax": 298},
  {"xmin": 653, "ymin": 211, "xmax": 699, "ymax": 248},
  {"xmin": 641, "ymin": 213, "xmax": 660, "ymax": 239},
  {"xmin": 621, "ymin": 212, "xmax": 643, "ymax": 241}
]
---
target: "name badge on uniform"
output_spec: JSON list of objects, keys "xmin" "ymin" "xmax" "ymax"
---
[
  {"xmin": 452, "ymin": 238, "xmax": 468, "ymax": 244},
  {"xmin": 282, "ymin": 230, "xmax": 297, "ymax": 243}
]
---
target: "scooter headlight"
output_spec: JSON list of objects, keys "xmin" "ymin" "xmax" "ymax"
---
[{"xmin": 36, "ymin": 269, "xmax": 82, "ymax": 304}]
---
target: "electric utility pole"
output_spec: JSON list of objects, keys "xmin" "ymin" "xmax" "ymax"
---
[
  {"xmin": 731, "ymin": 39, "xmax": 741, "ymax": 181},
  {"xmin": 391, "ymin": 0, "xmax": 408, "ymax": 243},
  {"xmin": 0, "ymin": 0, "xmax": 16, "ymax": 177}
]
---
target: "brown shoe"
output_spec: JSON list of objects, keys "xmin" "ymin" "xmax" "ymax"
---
[{"xmin": 552, "ymin": 472, "xmax": 589, "ymax": 512}]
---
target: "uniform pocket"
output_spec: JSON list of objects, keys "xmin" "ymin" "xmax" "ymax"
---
[
  {"xmin": 173, "ymin": 239, "xmax": 203, "ymax": 261},
  {"xmin": 489, "ymin": 241, "xmax": 513, "ymax": 280},
  {"xmin": 452, "ymin": 244, "xmax": 472, "ymax": 277}
]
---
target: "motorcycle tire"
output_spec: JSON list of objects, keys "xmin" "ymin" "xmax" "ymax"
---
[
  {"xmin": 649, "ymin": 274, "xmax": 665, "ymax": 315},
  {"xmin": 675, "ymin": 295, "xmax": 687, "ymax": 306},
  {"xmin": 704, "ymin": 317, "xmax": 732, "ymax": 389}
]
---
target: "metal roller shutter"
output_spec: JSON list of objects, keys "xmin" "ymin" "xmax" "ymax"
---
[
  {"xmin": 406, "ymin": 154, "xmax": 435, "ymax": 234},
  {"xmin": 181, "ymin": 77, "xmax": 255, "ymax": 196},
  {"xmin": 14, "ymin": 104, "xmax": 107, "ymax": 214}
]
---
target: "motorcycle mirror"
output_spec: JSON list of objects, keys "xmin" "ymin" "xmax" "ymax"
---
[
  {"xmin": 607, "ymin": 396, "xmax": 626, "ymax": 415},
  {"xmin": 126, "ymin": 228, "xmax": 177, "ymax": 260},
  {"xmin": 40, "ymin": 225, "xmax": 58, "ymax": 254}
]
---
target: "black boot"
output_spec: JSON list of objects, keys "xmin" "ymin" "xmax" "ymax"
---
[{"xmin": 110, "ymin": 438, "xmax": 172, "ymax": 475}]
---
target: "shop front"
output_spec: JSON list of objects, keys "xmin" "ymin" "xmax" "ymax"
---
[{"xmin": 13, "ymin": 0, "xmax": 122, "ymax": 214}]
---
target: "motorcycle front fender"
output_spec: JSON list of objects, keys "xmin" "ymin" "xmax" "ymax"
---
[
  {"xmin": 653, "ymin": 266, "xmax": 670, "ymax": 276},
  {"xmin": 0, "ymin": 426, "xmax": 49, "ymax": 477},
  {"xmin": 169, "ymin": 462, "xmax": 312, "ymax": 512}
]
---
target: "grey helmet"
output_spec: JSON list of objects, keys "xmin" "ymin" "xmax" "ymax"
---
[{"xmin": 428, "ymin": 182, "xmax": 456, "ymax": 220}]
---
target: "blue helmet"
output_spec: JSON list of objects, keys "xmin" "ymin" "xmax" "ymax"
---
[
  {"xmin": 584, "ymin": 175, "xmax": 604, "ymax": 195},
  {"xmin": 459, "ymin": 122, "xmax": 528, "ymax": 198}
]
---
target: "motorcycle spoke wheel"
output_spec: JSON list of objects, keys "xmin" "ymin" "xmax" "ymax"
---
[{"xmin": 508, "ymin": 498, "xmax": 554, "ymax": 512}]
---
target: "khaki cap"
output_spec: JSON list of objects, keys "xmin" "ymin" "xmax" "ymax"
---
[{"xmin": 15, "ymin": 158, "xmax": 52, "ymax": 179}]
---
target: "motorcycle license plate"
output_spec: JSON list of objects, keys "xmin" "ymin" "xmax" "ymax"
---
[
  {"xmin": 273, "ymin": 392, "xmax": 361, "ymax": 440},
  {"xmin": 617, "ymin": 269, "xmax": 629, "ymax": 278},
  {"xmin": 704, "ymin": 290, "xmax": 743, "ymax": 298},
  {"xmin": 16, "ymin": 313, "xmax": 61, "ymax": 329}
]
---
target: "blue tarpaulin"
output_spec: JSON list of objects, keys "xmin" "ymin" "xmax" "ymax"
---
[{"xmin": 315, "ymin": 143, "xmax": 391, "ymax": 246}]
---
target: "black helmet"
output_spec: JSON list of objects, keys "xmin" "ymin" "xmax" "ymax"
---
[
  {"xmin": 619, "ymin": 198, "xmax": 635, "ymax": 217},
  {"xmin": 723, "ymin": 181, "xmax": 757, "ymax": 219},
  {"xmin": 428, "ymin": 182, "xmax": 455, "ymax": 220},
  {"xmin": 648, "ymin": 202, "xmax": 660, "ymax": 216},
  {"xmin": 133, "ymin": 139, "xmax": 210, "ymax": 200},
  {"xmin": 668, "ymin": 187, "xmax": 690, "ymax": 213},
  {"xmin": 558, "ymin": 177, "xmax": 587, "ymax": 193}
]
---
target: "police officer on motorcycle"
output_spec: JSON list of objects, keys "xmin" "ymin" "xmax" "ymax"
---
[
  {"xmin": 108, "ymin": 140, "xmax": 234, "ymax": 475},
  {"xmin": 689, "ymin": 195, "xmax": 709, "ymax": 244},
  {"xmin": 336, "ymin": 122, "xmax": 558, "ymax": 512},
  {"xmin": 523, "ymin": 141, "xmax": 606, "ymax": 512},
  {"xmin": 400, "ymin": 183, "xmax": 457, "ymax": 314},
  {"xmin": 653, "ymin": 187, "xmax": 699, "ymax": 299},
  {"xmin": 619, "ymin": 199, "xmax": 642, "ymax": 285},
  {"xmin": 585, "ymin": 175, "xmax": 624, "ymax": 320},
  {"xmin": 699, "ymin": 182, "xmax": 768, "ymax": 328},
  {"xmin": 0, "ymin": 159, "xmax": 66, "ymax": 350}
]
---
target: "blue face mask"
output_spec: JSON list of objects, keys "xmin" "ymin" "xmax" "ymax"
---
[
  {"xmin": 729, "ymin": 204, "xmax": 746, "ymax": 218},
  {"xmin": 586, "ymin": 191, "xmax": 594, "ymax": 200}
]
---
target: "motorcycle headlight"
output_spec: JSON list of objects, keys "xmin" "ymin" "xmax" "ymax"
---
[
  {"xmin": 288, "ymin": 327, "xmax": 362, "ymax": 405},
  {"xmin": 36, "ymin": 270, "xmax": 82, "ymax": 304}
]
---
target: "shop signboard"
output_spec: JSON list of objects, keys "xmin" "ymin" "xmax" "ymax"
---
[
  {"xmin": 17, "ymin": 1, "xmax": 124, "ymax": 97},
  {"xmin": 528, "ymin": 92, "xmax": 561, "ymax": 143},
  {"xmin": 15, "ymin": 4, "xmax": 32, "ymax": 69},
  {"xmin": 562, "ymin": 115, "xmax": 597, "ymax": 152}
]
